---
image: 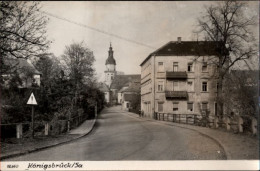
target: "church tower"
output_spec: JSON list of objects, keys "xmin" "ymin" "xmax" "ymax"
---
[{"xmin": 105, "ymin": 43, "xmax": 116, "ymax": 87}]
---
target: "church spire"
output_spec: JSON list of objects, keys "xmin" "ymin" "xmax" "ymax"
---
[
  {"xmin": 104, "ymin": 42, "xmax": 117, "ymax": 87},
  {"xmin": 106, "ymin": 42, "xmax": 116, "ymax": 65}
]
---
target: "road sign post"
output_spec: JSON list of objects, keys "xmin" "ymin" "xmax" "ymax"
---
[
  {"xmin": 95, "ymin": 101, "xmax": 98, "ymax": 118},
  {"xmin": 27, "ymin": 92, "xmax": 38, "ymax": 138},
  {"xmin": 31, "ymin": 105, "xmax": 35, "ymax": 138}
]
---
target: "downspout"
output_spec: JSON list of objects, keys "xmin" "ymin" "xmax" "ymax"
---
[{"xmin": 153, "ymin": 55, "xmax": 156, "ymax": 119}]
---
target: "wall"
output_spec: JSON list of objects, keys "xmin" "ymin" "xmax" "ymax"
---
[
  {"xmin": 105, "ymin": 70, "xmax": 116, "ymax": 87},
  {"xmin": 106, "ymin": 64, "xmax": 116, "ymax": 71},
  {"xmin": 141, "ymin": 56, "xmax": 154, "ymax": 118},
  {"xmin": 33, "ymin": 74, "xmax": 41, "ymax": 86},
  {"xmin": 104, "ymin": 92, "xmax": 110, "ymax": 103},
  {"xmin": 122, "ymin": 101, "xmax": 130, "ymax": 111},
  {"xmin": 118, "ymin": 92, "xmax": 122, "ymax": 104},
  {"xmin": 118, "ymin": 86, "xmax": 128, "ymax": 104}
]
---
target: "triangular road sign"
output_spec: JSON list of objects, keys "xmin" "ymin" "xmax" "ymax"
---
[{"xmin": 27, "ymin": 92, "xmax": 38, "ymax": 105}]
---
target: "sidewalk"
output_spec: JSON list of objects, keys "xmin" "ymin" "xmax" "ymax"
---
[
  {"xmin": 1, "ymin": 118, "xmax": 96, "ymax": 160},
  {"xmin": 125, "ymin": 111, "xmax": 259, "ymax": 160}
]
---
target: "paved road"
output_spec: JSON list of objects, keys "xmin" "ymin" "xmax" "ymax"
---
[{"xmin": 8, "ymin": 106, "xmax": 226, "ymax": 160}]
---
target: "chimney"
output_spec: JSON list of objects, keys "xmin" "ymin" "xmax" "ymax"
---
[{"xmin": 177, "ymin": 37, "xmax": 181, "ymax": 43}]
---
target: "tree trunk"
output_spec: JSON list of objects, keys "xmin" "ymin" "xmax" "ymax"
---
[
  {"xmin": 216, "ymin": 69, "xmax": 224, "ymax": 118},
  {"xmin": 74, "ymin": 81, "xmax": 79, "ymax": 117}
]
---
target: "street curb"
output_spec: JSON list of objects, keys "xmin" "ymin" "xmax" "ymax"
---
[
  {"xmin": 1, "ymin": 117, "xmax": 97, "ymax": 160},
  {"xmin": 160, "ymin": 121, "xmax": 230, "ymax": 159},
  {"xmin": 124, "ymin": 111, "xmax": 230, "ymax": 159}
]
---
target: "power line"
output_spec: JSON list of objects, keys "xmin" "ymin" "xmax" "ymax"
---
[{"xmin": 40, "ymin": 10, "xmax": 156, "ymax": 50}]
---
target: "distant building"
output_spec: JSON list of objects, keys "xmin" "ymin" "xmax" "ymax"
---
[
  {"xmin": 102, "ymin": 43, "xmax": 141, "ymax": 105},
  {"xmin": 118, "ymin": 83, "xmax": 129, "ymax": 104},
  {"xmin": 110, "ymin": 74, "xmax": 141, "ymax": 104},
  {"xmin": 2, "ymin": 58, "xmax": 41, "ymax": 88},
  {"xmin": 140, "ymin": 37, "xmax": 222, "ymax": 118},
  {"xmin": 121, "ymin": 81, "xmax": 141, "ymax": 111},
  {"xmin": 97, "ymin": 82, "xmax": 111, "ymax": 104}
]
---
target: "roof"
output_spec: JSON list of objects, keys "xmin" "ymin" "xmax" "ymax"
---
[
  {"xmin": 118, "ymin": 86, "xmax": 128, "ymax": 93},
  {"xmin": 106, "ymin": 56, "xmax": 116, "ymax": 65},
  {"xmin": 110, "ymin": 74, "xmax": 141, "ymax": 90},
  {"xmin": 140, "ymin": 41, "xmax": 223, "ymax": 66},
  {"xmin": 4, "ymin": 58, "xmax": 41, "ymax": 75},
  {"xmin": 106, "ymin": 44, "xmax": 116, "ymax": 65},
  {"xmin": 124, "ymin": 93, "xmax": 139, "ymax": 102},
  {"xmin": 122, "ymin": 82, "xmax": 140, "ymax": 93},
  {"xmin": 98, "ymin": 82, "xmax": 110, "ymax": 92}
]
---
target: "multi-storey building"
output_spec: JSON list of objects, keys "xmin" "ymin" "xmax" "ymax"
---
[{"xmin": 140, "ymin": 37, "xmax": 221, "ymax": 118}]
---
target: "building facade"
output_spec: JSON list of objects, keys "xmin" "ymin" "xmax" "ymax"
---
[
  {"xmin": 120, "ymin": 81, "xmax": 141, "ymax": 111},
  {"xmin": 140, "ymin": 38, "xmax": 220, "ymax": 118},
  {"xmin": 98, "ymin": 82, "xmax": 111, "ymax": 104}
]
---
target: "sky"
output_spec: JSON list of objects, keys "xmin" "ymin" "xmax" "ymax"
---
[{"xmin": 41, "ymin": 1, "xmax": 259, "ymax": 81}]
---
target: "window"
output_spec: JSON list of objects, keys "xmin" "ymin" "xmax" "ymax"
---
[
  {"xmin": 202, "ymin": 102, "xmax": 208, "ymax": 111},
  {"xmin": 187, "ymin": 102, "xmax": 193, "ymax": 111},
  {"xmin": 158, "ymin": 62, "xmax": 164, "ymax": 72},
  {"xmin": 202, "ymin": 81, "xmax": 207, "ymax": 92},
  {"xmin": 173, "ymin": 62, "xmax": 178, "ymax": 72},
  {"xmin": 187, "ymin": 81, "xmax": 193, "ymax": 91},
  {"xmin": 173, "ymin": 102, "xmax": 179, "ymax": 111},
  {"xmin": 202, "ymin": 62, "xmax": 207, "ymax": 72},
  {"xmin": 173, "ymin": 81, "xmax": 178, "ymax": 91},
  {"xmin": 188, "ymin": 63, "xmax": 193, "ymax": 72},
  {"xmin": 158, "ymin": 81, "xmax": 164, "ymax": 91},
  {"xmin": 158, "ymin": 102, "xmax": 163, "ymax": 112}
]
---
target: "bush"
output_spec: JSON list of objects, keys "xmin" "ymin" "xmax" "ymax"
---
[{"xmin": 1, "ymin": 125, "xmax": 16, "ymax": 139}]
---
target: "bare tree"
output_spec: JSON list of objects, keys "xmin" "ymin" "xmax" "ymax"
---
[
  {"xmin": 196, "ymin": 1, "xmax": 257, "ymax": 117},
  {"xmin": 0, "ymin": 1, "xmax": 50, "ymax": 74}
]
